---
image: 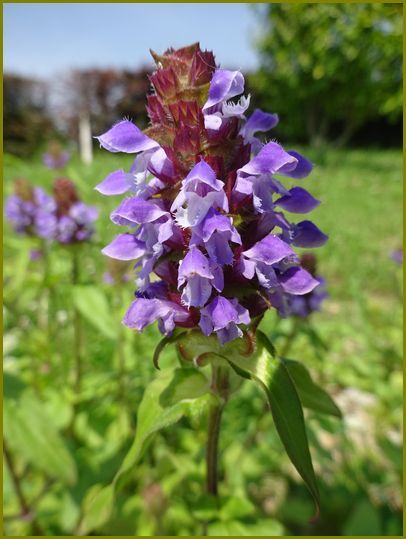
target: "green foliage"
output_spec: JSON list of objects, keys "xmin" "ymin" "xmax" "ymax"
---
[{"xmin": 250, "ymin": 4, "xmax": 402, "ymax": 145}]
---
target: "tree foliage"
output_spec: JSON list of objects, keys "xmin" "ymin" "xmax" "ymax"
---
[{"xmin": 250, "ymin": 4, "xmax": 402, "ymax": 146}]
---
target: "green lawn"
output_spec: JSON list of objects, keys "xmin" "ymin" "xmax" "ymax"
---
[{"xmin": 3, "ymin": 146, "xmax": 403, "ymax": 536}]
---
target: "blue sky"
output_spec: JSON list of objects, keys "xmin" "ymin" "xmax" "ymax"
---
[{"xmin": 4, "ymin": 3, "xmax": 263, "ymax": 78}]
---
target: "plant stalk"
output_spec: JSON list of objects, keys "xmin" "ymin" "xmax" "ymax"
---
[
  {"xmin": 206, "ymin": 365, "xmax": 229, "ymax": 498},
  {"xmin": 3, "ymin": 441, "xmax": 44, "ymax": 535},
  {"xmin": 72, "ymin": 247, "xmax": 83, "ymax": 395}
]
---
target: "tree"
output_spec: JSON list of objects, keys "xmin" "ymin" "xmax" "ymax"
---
[
  {"xmin": 250, "ymin": 4, "xmax": 402, "ymax": 146},
  {"xmin": 4, "ymin": 74, "xmax": 57, "ymax": 157}
]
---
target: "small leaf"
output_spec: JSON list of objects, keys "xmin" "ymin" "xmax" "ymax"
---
[
  {"xmin": 283, "ymin": 358, "xmax": 342, "ymax": 418},
  {"xmin": 160, "ymin": 368, "xmax": 209, "ymax": 406},
  {"xmin": 4, "ymin": 392, "xmax": 77, "ymax": 484},
  {"xmin": 114, "ymin": 368, "xmax": 211, "ymax": 489},
  {"xmin": 220, "ymin": 495, "xmax": 256, "ymax": 521},
  {"xmin": 78, "ymin": 484, "xmax": 114, "ymax": 535},
  {"xmin": 72, "ymin": 285, "xmax": 117, "ymax": 340},
  {"xmin": 226, "ymin": 343, "xmax": 320, "ymax": 517}
]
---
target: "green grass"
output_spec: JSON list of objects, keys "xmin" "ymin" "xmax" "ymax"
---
[{"xmin": 3, "ymin": 146, "xmax": 403, "ymax": 536}]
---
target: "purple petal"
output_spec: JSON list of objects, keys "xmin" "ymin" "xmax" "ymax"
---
[
  {"xmin": 111, "ymin": 197, "xmax": 167, "ymax": 226},
  {"xmin": 240, "ymin": 108, "xmax": 279, "ymax": 139},
  {"xmin": 95, "ymin": 170, "xmax": 133, "ymax": 196},
  {"xmin": 201, "ymin": 209, "xmax": 234, "ymax": 241},
  {"xmin": 279, "ymin": 267, "xmax": 319, "ymax": 295},
  {"xmin": 205, "ymin": 296, "xmax": 239, "ymax": 330},
  {"xmin": 293, "ymin": 221, "xmax": 329, "ymax": 248},
  {"xmin": 181, "ymin": 275, "xmax": 212, "ymax": 308},
  {"xmin": 178, "ymin": 247, "xmax": 214, "ymax": 282},
  {"xmin": 276, "ymin": 187, "xmax": 320, "ymax": 214},
  {"xmin": 102, "ymin": 233, "xmax": 145, "ymax": 260},
  {"xmin": 217, "ymin": 324, "xmax": 242, "ymax": 345},
  {"xmin": 183, "ymin": 159, "xmax": 224, "ymax": 192},
  {"xmin": 123, "ymin": 298, "xmax": 188, "ymax": 331},
  {"xmin": 239, "ymin": 141, "xmax": 298, "ymax": 177},
  {"xmin": 96, "ymin": 120, "xmax": 158, "ymax": 153},
  {"xmin": 243, "ymin": 234, "xmax": 294, "ymax": 265},
  {"xmin": 203, "ymin": 69, "xmax": 245, "ymax": 110},
  {"xmin": 279, "ymin": 151, "xmax": 313, "ymax": 179}
]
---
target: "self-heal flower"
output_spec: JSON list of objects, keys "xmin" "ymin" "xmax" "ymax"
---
[
  {"xmin": 53, "ymin": 178, "xmax": 98, "ymax": 244},
  {"xmin": 96, "ymin": 43, "xmax": 327, "ymax": 344},
  {"xmin": 5, "ymin": 178, "xmax": 57, "ymax": 239}
]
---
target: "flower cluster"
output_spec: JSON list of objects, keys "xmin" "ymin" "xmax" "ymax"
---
[
  {"xmin": 5, "ymin": 177, "xmax": 98, "ymax": 245},
  {"xmin": 96, "ymin": 43, "xmax": 328, "ymax": 344},
  {"xmin": 280, "ymin": 253, "xmax": 328, "ymax": 318},
  {"xmin": 5, "ymin": 178, "xmax": 56, "ymax": 239},
  {"xmin": 53, "ymin": 178, "xmax": 98, "ymax": 244}
]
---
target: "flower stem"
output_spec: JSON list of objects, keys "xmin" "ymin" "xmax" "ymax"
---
[
  {"xmin": 71, "ymin": 247, "xmax": 82, "ymax": 395},
  {"xmin": 206, "ymin": 365, "xmax": 229, "ymax": 498},
  {"xmin": 3, "ymin": 441, "xmax": 44, "ymax": 535}
]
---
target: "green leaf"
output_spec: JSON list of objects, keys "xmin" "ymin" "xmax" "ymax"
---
[
  {"xmin": 225, "ymin": 342, "xmax": 320, "ymax": 516},
  {"xmin": 114, "ymin": 368, "xmax": 211, "ymax": 489},
  {"xmin": 219, "ymin": 495, "xmax": 256, "ymax": 521},
  {"xmin": 4, "ymin": 392, "xmax": 77, "ymax": 484},
  {"xmin": 208, "ymin": 519, "xmax": 284, "ymax": 536},
  {"xmin": 72, "ymin": 285, "xmax": 117, "ymax": 340},
  {"xmin": 78, "ymin": 484, "xmax": 114, "ymax": 535},
  {"xmin": 282, "ymin": 358, "xmax": 342, "ymax": 418}
]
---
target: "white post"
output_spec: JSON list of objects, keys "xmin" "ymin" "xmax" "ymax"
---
[{"xmin": 79, "ymin": 111, "xmax": 93, "ymax": 165}]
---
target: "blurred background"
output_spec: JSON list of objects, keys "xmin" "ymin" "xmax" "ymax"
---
[{"xmin": 3, "ymin": 3, "xmax": 403, "ymax": 536}]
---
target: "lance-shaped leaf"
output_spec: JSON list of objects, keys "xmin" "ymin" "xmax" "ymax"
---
[
  {"xmin": 282, "ymin": 359, "xmax": 342, "ymax": 418},
  {"xmin": 225, "ymin": 338, "xmax": 320, "ymax": 517}
]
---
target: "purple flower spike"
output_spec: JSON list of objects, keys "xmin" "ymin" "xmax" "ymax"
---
[{"xmin": 94, "ymin": 43, "xmax": 327, "ymax": 343}]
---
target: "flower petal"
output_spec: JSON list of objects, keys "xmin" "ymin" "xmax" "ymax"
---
[
  {"xmin": 276, "ymin": 187, "xmax": 320, "ymax": 214},
  {"xmin": 95, "ymin": 170, "xmax": 133, "ymax": 196},
  {"xmin": 96, "ymin": 120, "xmax": 158, "ymax": 153},
  {"xmin": 203, "ymin": 69, "xmax": 245, "ymax": 110},
  {"xmin": 102, "ymin": 233, "xmax": 145, "ymax": 260},
  {"xmin": 279, "ymin": 151, "xmax": 313, "ymax": 179},
  {"xmin": 111, "ymin": 197, "xmax": 167, "ymax": 225},
  {"xmin": 243, "ymin": 234, "xmax": 294, "ymax": 265},
  {"xmin": 240, "ymin": 108, "xmax": 279, "ymax": 140},
  {"xmin": 293, "ymin": 221, "xmax": 329, "ymax": 248},
  {"xmin": 239, "ymin": 141, "xmax": 298, "ymax": 176},
  {"xmin": 279, "ymin": 267, "xmax": 319, "ymax": 295}
]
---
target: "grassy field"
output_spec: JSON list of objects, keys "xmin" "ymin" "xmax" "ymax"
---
[{"xmin": 3, "ymin": 146, "xmax": 403, "ymax": 536}]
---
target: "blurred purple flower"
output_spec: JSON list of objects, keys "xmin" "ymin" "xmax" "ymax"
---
[
  {"xmin": 390, "ymin": 248, "xmax": 403, "ymax": 265},
  {"xmin": 43, "ymin": 142, "xmax": 70, "ymax": 169}
]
